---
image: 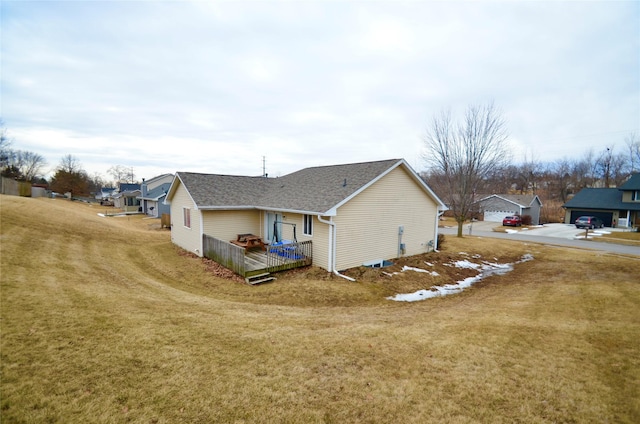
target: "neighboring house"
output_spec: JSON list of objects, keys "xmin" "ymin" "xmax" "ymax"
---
[
  {"xmin": 476, "ymin": 194, "xmax": 543, "ymax": 225},
  {"xmin": 112, "ymin": 183, "xmax": 141, "ymax": 212},
  {"xmin": 138, "ymin": 173, "xmax": 173, "ymax": 218},
  {"xmin": 165, "ymin": 159, "xmax": 446, "ymax": 274},
  {"xmin": 563, "ymin": 173, "xmax": 640, "ymax": 228},
  {"xmin": 95, "ymin": 187, "xmax": 116, "ymax": 205}
]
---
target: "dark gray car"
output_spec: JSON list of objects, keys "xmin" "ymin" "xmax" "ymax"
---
[{"xmin": 575, "ymin": 216, "xmax": 604, "ymax": 229}]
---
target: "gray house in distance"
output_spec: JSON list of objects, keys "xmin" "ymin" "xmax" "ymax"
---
[
  {"xmin": 476, "ymin": 194, "xmax": 543, "ymax": 225},
  {"xmin": 138, "ymin": 173, "xmax": 173, "ymax": 218},
  {"xmin": 563, "ymin": 173, "xmax": 640, "ymax": 228}
]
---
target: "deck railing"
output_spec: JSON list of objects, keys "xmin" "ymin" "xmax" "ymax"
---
[
  {"xmin": 265, "ymin": 240, "xmax": 313, "ymax": 273},
  {"xmin": 202, "ymin": 235, "xmax": 312, "ymax": 277},
  {"xmin": 202, "ymin": 234, "xmax": 246, "ymax": 276}
]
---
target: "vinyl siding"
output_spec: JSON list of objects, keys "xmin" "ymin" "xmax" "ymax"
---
[
  {"xmin": 276, "ymin": 212, "xmax": 330, "ymax": 270},
  {"xmin": 147, "ymin": 174, "xmax": 174, "ymax": 190},
  {"xmin": 312, "ymin": 217, "xmax": 330, "ymax": 270},
  {"xmin": 480, "ymin": 197, "xmax": 517, "ymax": 212},
  {"xmin": 202, "ymin": 210, "xmax": 261, "ymax": 242},
  {"xmin": 169, "ymin": 181, "xmax": 203, "ymax": 256},
  {"xmin": 333, "ymin": 166, "xmax": 438, "ymax": 270}
]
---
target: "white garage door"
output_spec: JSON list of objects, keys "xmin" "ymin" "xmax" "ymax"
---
[{"xmin": 484, "ymin": 210, "xmax": 516, "ymax": 222}]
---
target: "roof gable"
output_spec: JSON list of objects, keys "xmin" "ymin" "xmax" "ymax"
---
[
  {"xmin": 477, "ymin": 194, "xmax": 541, "ymax": 207},
  {"xmin": 619, "ymin": 173, "xmax": 640, "ymax": 191},
  {"xmin": 118, "ymin": 183, "xmax": 140, "ymax": 192}
]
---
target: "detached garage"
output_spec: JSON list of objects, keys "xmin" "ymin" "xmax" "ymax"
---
[{"xmin": 476, "ymin": 194, "xmax": 543, "ymax": 225}]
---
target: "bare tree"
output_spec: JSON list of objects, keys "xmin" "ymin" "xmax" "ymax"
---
[
  {"xmin": 0, "ymin": 120, "xmax": 13, "ymax": 169},
  {"xmin": 50, "ymin": 155, "xmax": 92, "ymax": 196},
  {"xmin": 14, "ymin": 150, "xmax": 47, "ymax": 182},
  {"xmin": 597, "ymin": 147, "xmax": 615, "ymax": 188},
  {"xmin": 108, "ymin": 165, "xmax": 136, "ymax": 185},
  {"xmin": 423, "ymin": 102, "xmax": 510, "ymax": 237},
  {"xmin": 551, "ymin": 158, "xmax": 573, "ymax": 203},
  {"xmin": 58, "ymin": 154, "xmax": 83, "ymax": 174},
  {"xmin": 625, "ymin": 132, "xmax": 640, "ymax": 173},
  {"xmin": 517, "ymin": 152, "xmax": 541, "ymax": 194}
]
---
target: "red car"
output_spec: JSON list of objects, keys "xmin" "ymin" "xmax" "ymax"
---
[{"xmin": 502, "ymin": 215, "xmax": 522, "ymax": 227}]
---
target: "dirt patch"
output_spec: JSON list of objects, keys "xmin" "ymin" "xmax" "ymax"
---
[{"xmin": 178, "ymin": 249, "xmax": 246, "ymax": 284}]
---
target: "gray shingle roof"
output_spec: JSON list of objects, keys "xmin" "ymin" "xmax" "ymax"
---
[
  {"xmin": 257, "ymin": 159, "xmax": 402, "ymax": 213},
  {"xmin": 563, "ymin": 188, "xmax": 640, "ymax": 211},
  {"xmin": 478, "ymin": 194, "xmax": 540, "ymax": 207},
  {"xmin": 139, "ymin": 183, "xmax": 171, "ymax": 201},
  {"xmin": 171, "ymin": 159, "xmax": 438, "ymax": 214},
  {"xmin": 177, "ymin": 173, "xmax": 271, "ymax": 208},
  {"xmin": 619, "ymin": 173, "xmax": 640, "ymax": 190}
]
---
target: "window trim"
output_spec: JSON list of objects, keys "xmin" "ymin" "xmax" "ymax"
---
[
  {"xmin": 183, "ymin": 207, "xmax": 191, "ymax": 229},
  {"xmin": 303, "ymin": 214, "xmax": 313, "ymax": 236}
]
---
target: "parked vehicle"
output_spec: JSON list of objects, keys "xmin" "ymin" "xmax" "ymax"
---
[
  {"xmin": 575, "ymin": 216, "xmax": 604, "ymax": 229},
  {"xmin": 502, "ymin": 215, "xmax": 522, "ymax": 227}
]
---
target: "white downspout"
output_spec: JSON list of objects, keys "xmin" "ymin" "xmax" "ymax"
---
[
  {"xmin": 434, "ymin": 210, "xmax": 445, "ymax": 251},
  {"xmin": 197, "ymin": 208, "xmax": 204, "ymax": 257},
  {"xmin": 317, "ymin": 215, "xmax": 356, "ymax": 282}
]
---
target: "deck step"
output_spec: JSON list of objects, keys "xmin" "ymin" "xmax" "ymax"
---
[{"xmin": 245, "ymin": 273, "xmax": 277, "ymax": 285}]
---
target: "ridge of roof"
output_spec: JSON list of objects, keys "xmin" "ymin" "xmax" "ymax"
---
[
  {"xmin": 477, "ymin": 193, "xmax": 539, "ymax": 207},
  {"xmin": 170, "ymin": 158, "xmax": 442, "ymax": 214}
]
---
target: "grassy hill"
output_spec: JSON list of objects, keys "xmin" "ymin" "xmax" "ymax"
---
[{"xmin": 1, "ymin": 195, "xmax": 639, "ymax": 423}]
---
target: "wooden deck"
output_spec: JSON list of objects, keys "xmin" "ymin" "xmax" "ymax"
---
[
  {"xmin": 244, "ymin": 242, "xmax": 312, "ymax": 277},
  {"xmin": 244, "ymin": 249, "xmax": 304, "ymax": 272},
  {"xmin": 203, "ymin": 234, "xmax": 312, "ymax": 280}
]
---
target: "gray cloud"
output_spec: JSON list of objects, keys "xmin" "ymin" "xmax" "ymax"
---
[{"xmin": 2, "ymin": 1, "xmax": 638, "ymax": 179}]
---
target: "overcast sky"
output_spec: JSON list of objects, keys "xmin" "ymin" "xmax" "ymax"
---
[{"xmin": 1, "ymin": 0, "xmax": 638, "ymax": 181}]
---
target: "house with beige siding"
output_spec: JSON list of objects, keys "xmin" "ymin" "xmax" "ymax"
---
[{"xmin": 165, "ymin": 159, "xmax": 446, "ymax": 277}]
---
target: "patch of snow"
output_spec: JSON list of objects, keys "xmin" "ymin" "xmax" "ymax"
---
[
  {"xmin": 458, "ymin": 252, "xmax": 469, "ymax": 255},
  {"xmin": 402, "ymin": 266, "xmax": 428, "ymax": 273},
  {"xmin": 593, "ymin": 230, "xmax": 611, "ymax": 235},
  {"xmin": 505, "ymin": 229, "xmax": 519, "ymax": 234},
  {"xmin": 387, "ymin": 290, "xmax": 441, "ymax": 301},
  {"xmin": 386, "ymin": 266, "xmax": 439, "ymax": 277},
  {"xmin": 453, "ymin": 260, "xmax": 480, "ymax": 269},
  {"xmin": 97, "ymin": 213, "xmax": 106, "ymax": 217},
  {"xmin": 521, "ymin": 227, "xmax": 529, "ymax": 231},
  {"xmin": 387, "ymin": 254, "xmax": 535, "ymax": 302},
  {"xmin": 424, "ymin": 262, "xmax": 434, "ymax": 267}
]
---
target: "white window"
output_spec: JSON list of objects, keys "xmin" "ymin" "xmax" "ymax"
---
[
  {"xmin": 634, "ymin": 190, "xmax": 640, "ymax": 201},
  {"xmin": 303, "ymin": 214, "xmax": 313, "ymax": 236},
  {"xmin": 183, "ymin": 207, "xmax": 191, "ymax": 229}
]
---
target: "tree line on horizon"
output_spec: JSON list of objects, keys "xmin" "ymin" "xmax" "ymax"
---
[
  {"xmin": 1, "ymin": 116, "xmax": 639, "ymax": 211},
  {"xmin": 1, "ymin": 121, "xmax": 140, "ymax": 196}
]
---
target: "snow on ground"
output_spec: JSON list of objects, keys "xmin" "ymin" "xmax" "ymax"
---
[
  {"xmin": 383, "ymin": 266, "xmax": 439, "ymax": 277},
  {"xmin": 453, "ymin": 260, "xmax": 481, "ymax": 269},
  {"xmin": 387, "ymin": 254, "xmax": 534, "ymax": 302}
]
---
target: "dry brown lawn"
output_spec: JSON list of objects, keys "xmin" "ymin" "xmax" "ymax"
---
[{"xmin": 1, "ymin": 195, "xmax": 639, "ymax": 423}]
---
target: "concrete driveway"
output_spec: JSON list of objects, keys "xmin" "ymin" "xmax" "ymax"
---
[{"xmin": 439, "ymin": 221, "xmax": 640, "ymax": 256}]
